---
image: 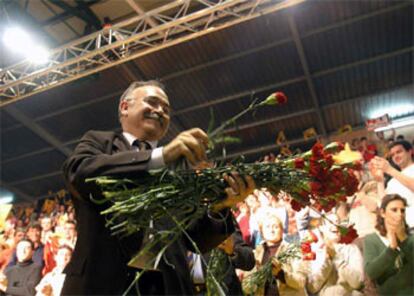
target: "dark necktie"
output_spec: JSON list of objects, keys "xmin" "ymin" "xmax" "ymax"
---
[{"xmin": 132, "ymin": 140, "xmax": 151, "ymax": 151}]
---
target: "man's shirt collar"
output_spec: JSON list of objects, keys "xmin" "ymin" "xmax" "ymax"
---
[{"xmin": 122, "ymin": 132, "xmax": 158, "ymax": 149}]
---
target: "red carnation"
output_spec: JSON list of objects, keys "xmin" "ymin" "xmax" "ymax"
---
[
  {"xmin": 324, "ymin": 154, "xmax": 334, "ymax": 168},
  {"xmin": 262, "ymin": 91, "xmax": 288, "ymax": 106},
  {"xmin": 310, "ymin": 182, "xmax": 322, "ymax": 194},
  {"xmin": 353, "ymin": 161, "xmax": 363, "ymax": 171},
  {"xmin": 338, "ymin": 195, "xmax": 347, "ymax": 202},
  {"xmin": 345, "ymin": 170, "xmax": 359, "ymax": 196},
  {"xmin": 303, "ymin": 251, "xmax": 316, "ymax": 261},
  {"xmin": 329, "ymin": 169, "xmax": 344, "ymax": 188},
  {"xmin": 294, "ymin": 157, "xmax": 305, "ymax": 169},
  {"xmin": 290, "ymin": 199, "xmax": 304, "ymax": 212},
  {"xmin": 338, "ymin": 225, "xmax": 359, "ymax": 244},
  {"xmin": 309, "ymin": 159, "xmax": 321, "ymax": 177},
  {"xmin": 301, "ymin": 242, "xmax": 312, "ymax": 253},
  {"xmin": 298, "ymin": 190, "xmax": 311, "ymax": 203},
  {"xmin": 312, "ymin": 143, "xmax": 325, "ymax": 160},
  {"xmin": 321, "ymin": 198, "xmax": 336, "ymax": 212},
  {"xmin": 275, "ymin": 92, "xmax": 288, "ymax": 104}
]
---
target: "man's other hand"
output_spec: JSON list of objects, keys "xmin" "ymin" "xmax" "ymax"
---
[
  {"xmin": 163, "ymin": 128, "xmax": 209, "ymax": 165},
  {"xmin": 211, "ymin": 172, "xmax": 255, "ymax": 212}
]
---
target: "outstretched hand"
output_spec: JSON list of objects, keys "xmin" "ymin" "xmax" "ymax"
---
[{"xmin": 211, "ymin": 172, "xmax": 255, "ymax": 212}]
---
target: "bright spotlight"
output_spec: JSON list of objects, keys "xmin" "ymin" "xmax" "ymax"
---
[
  {"xmin": 0, "ymin": 196, "xmax": 13, "ymax": 205},
  {"xmin": 2, "ymin": 27, "xmax": 50, "ymax": 64},
  {"xmin": 27, "ymin": 45, "xmax": 50, "ymax": 64},
  {"xmin": 374, "ymin": 116, "xmax": 414, "ymax": 132},
  {"xmin": 368, "ymin": 103, "xmax": 414, "ymax": 119},
  {"xmin": 2, "ymin": 27, "xmax": 32, "ymax": 54}
]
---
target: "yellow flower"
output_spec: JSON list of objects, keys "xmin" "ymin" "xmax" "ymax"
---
[{"xmin": 333, "ymin": 143, "xmax": 362, "ymax": 165}]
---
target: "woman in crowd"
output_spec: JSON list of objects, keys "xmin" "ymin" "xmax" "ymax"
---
[
  {"xmin": 243, "ymin": 208, "xmax": 307, "ymax": 296},
  {"xmin": 364, "ymin": 194, "xmax": 414, "ymax": 295},
  {"xmin": 306, "ymin": 213, "xmax": 364, "ymax": 296}
]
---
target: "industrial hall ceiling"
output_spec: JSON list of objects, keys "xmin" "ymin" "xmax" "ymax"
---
[{"xmin": 0, "ymin": 0, "xmax": 413, "ymax": 203}]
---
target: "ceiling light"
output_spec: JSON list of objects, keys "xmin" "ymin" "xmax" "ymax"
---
[
  {"xmin": 0, "ymin": 196, "xmax": 13, "ymax": 205},
  {"xmin": 368, "ymin": 103, "xmax": 414, "ymax": 119},
  {"xmin": 27, "ymin": 45, "xmax": 50, "ymax": 64},
  {"xmin": 2, "ymin": 27, "xmax": 50, "ymax": 64},
  {"xmin": 2, "ymin": 27, "xmax": 32, "ymax": 54},
  {"xmin": 374, "ymin": 116, "xmax": 414, "ymax": 132}
]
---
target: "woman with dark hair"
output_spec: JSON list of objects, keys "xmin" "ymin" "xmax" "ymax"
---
[{"xmin": 363, "ymin": 194, "xmax": 413, "ymax": 295}]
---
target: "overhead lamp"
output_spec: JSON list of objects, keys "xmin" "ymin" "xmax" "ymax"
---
[
  {"xmin": 2, "ymin": 27, "xmax": 50, "ymax": 64},
  {"xmin": 0, "ymin": 195, "xmax": 13, "ymax": 205},
  {"xmin": 27, "ymin": 45, "xmax": 50, "ymax": 64},
  {"xmin": 374, "ymin": 116, "xmax": 414, "ymax": 132},
  {"xmin": 2, "ymin": 27, "xmax": 31, "ymax": 53},
  {"xmin": 369, "ymin": 103, "xmax": 414, "ymax": 119}
]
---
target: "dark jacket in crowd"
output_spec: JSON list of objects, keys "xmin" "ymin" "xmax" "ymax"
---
[
  {"xmin": 210, "ymin": 226, "xmax": 255, "ymax": 295},
  {"xmin": 4, "ymin": 260, "xmax": 42, "ymax": 296}
]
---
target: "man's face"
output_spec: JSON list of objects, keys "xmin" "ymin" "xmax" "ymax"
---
[
  {"xmin": 41, "ymin": 218, "xmax": 52, "ymax": 232},
  {"xmin": 64, "ymin": 223, "xmax": 76, "ymax": 240},
  {"xmin": 27, "ymin": 227, "xmax": 41, "ymax": 244},
  {"xmin": 16, "ymin": 241, "xmax": 33, "ymax": 263},
  {"xmin": 390, "ymin": 144, "xmax": 412, "ymax": 169},
  {"xmin": 120, "ymin": 86, "xmax": 170, "ymax": 141},
  {"xmin": 55, "ymin": 248, "xmax": 72, "ymax": 269},
  {"xmin": 14, "ymin": 231, "xmax": 25, "ymax": 244}
]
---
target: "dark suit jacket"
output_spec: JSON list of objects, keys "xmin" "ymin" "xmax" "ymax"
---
[
  {"xmin": 61, "ymin": 130, "xmax": 234, "ymax": 295},
  {"xmin": 203, "ymin": 225, "xmax": 255, "ymax": 295}
]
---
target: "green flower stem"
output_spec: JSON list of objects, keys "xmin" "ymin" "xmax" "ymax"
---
[{"xmin": 209, "ymin": 101, "xmax": 257, "ymax": 138}]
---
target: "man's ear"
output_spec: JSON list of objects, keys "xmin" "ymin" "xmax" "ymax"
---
[{"xmin": 119, "ymin": 100, "xmax": 129, "ymax": 117}]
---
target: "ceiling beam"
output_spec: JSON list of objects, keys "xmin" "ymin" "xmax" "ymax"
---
[
  {"xmin": 3, "ymin": 82, "xmax": 412, "ymax": 164},
  {"xmin": 40, "ymin": 0, "xmax": 100, "ymax": 27},
  {"xmin": 288, "ymin": 15, "xmax": 327, "ymax": 138},
  {"xmin": 161, "ymin": 2, "xmax": 410, "ymax": 82},
  {"xmin": 2, "ymin": 40, "xmax": 412, "ymax": 135},
  {"xmin": 173, "ymin": 76, "xmax": 306, "ymax": 115},
  {"xmin": 301, "ymin": 2, "xmax": 412, "ymax": 39},
  {"xmin": 125, "ymin": 0, "xmax": 163, "ymax": 39},
  {"xmin": 4, "ymin": 106, "xmax": 72, "ymax": 157},
  {"xmin": 8, "ymin": 171, "xmax": 62, "ymax": 186},
  {"xmin": 40, "ymin": 0, "xmax": 82, "ymax": 38},
  {"xmin": 50, "ymin": 0, "xmax": 101, "ymax": 31},
  {"xmin": 0, "ymin": 0, "xmax": 308, "ymax": 104}
]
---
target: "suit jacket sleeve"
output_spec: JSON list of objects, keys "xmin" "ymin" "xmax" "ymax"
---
[
  {"xmin": 230, "ymin": 225, "xmax": 255, "ymax": 271},
  {"xmin": 186, "ymin": 209, "xmax": 235, "ymax": 254},
  {"xmin": 62, "ymin": 130, "xmax": 152, "ymax": 199}
]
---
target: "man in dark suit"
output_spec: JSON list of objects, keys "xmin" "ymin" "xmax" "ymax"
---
[
  {"xmin": 189, "ymin": 225, "xmax": 255, "ymax": 295},
  {"xmin": 61, "ymin": 80, "xmax": 254, "ymax": 295}
]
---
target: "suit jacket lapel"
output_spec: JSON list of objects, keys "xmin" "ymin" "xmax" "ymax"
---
[{"xmin": 112, "ymin": 131, "xmax": 132, "ymax": 153}]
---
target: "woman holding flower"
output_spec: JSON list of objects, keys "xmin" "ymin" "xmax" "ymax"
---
[
  {"xmin": 306, "ymin": 213, "xmax": 364, "ymax": 296},
  {"xmin": 242, "ymin": 208, "xmax": 307, "ymax": 296},
  {"xmin": 363, "ymin": 194, "xmax": 414, "ymax": 295}
]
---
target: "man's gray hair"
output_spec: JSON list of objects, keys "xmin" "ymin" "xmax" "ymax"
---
[{"xmin": 118, "ymin": 80, "xmax": 165, "ymax": 119}]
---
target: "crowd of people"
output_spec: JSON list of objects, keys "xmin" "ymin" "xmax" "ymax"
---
[
  {"xmin": 0, "ymin": 79, "xmax": 412, "ymax": 296},
  {"xmin": 0, "ymin": 203, "xmax": 77, "ymax": 296}
]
